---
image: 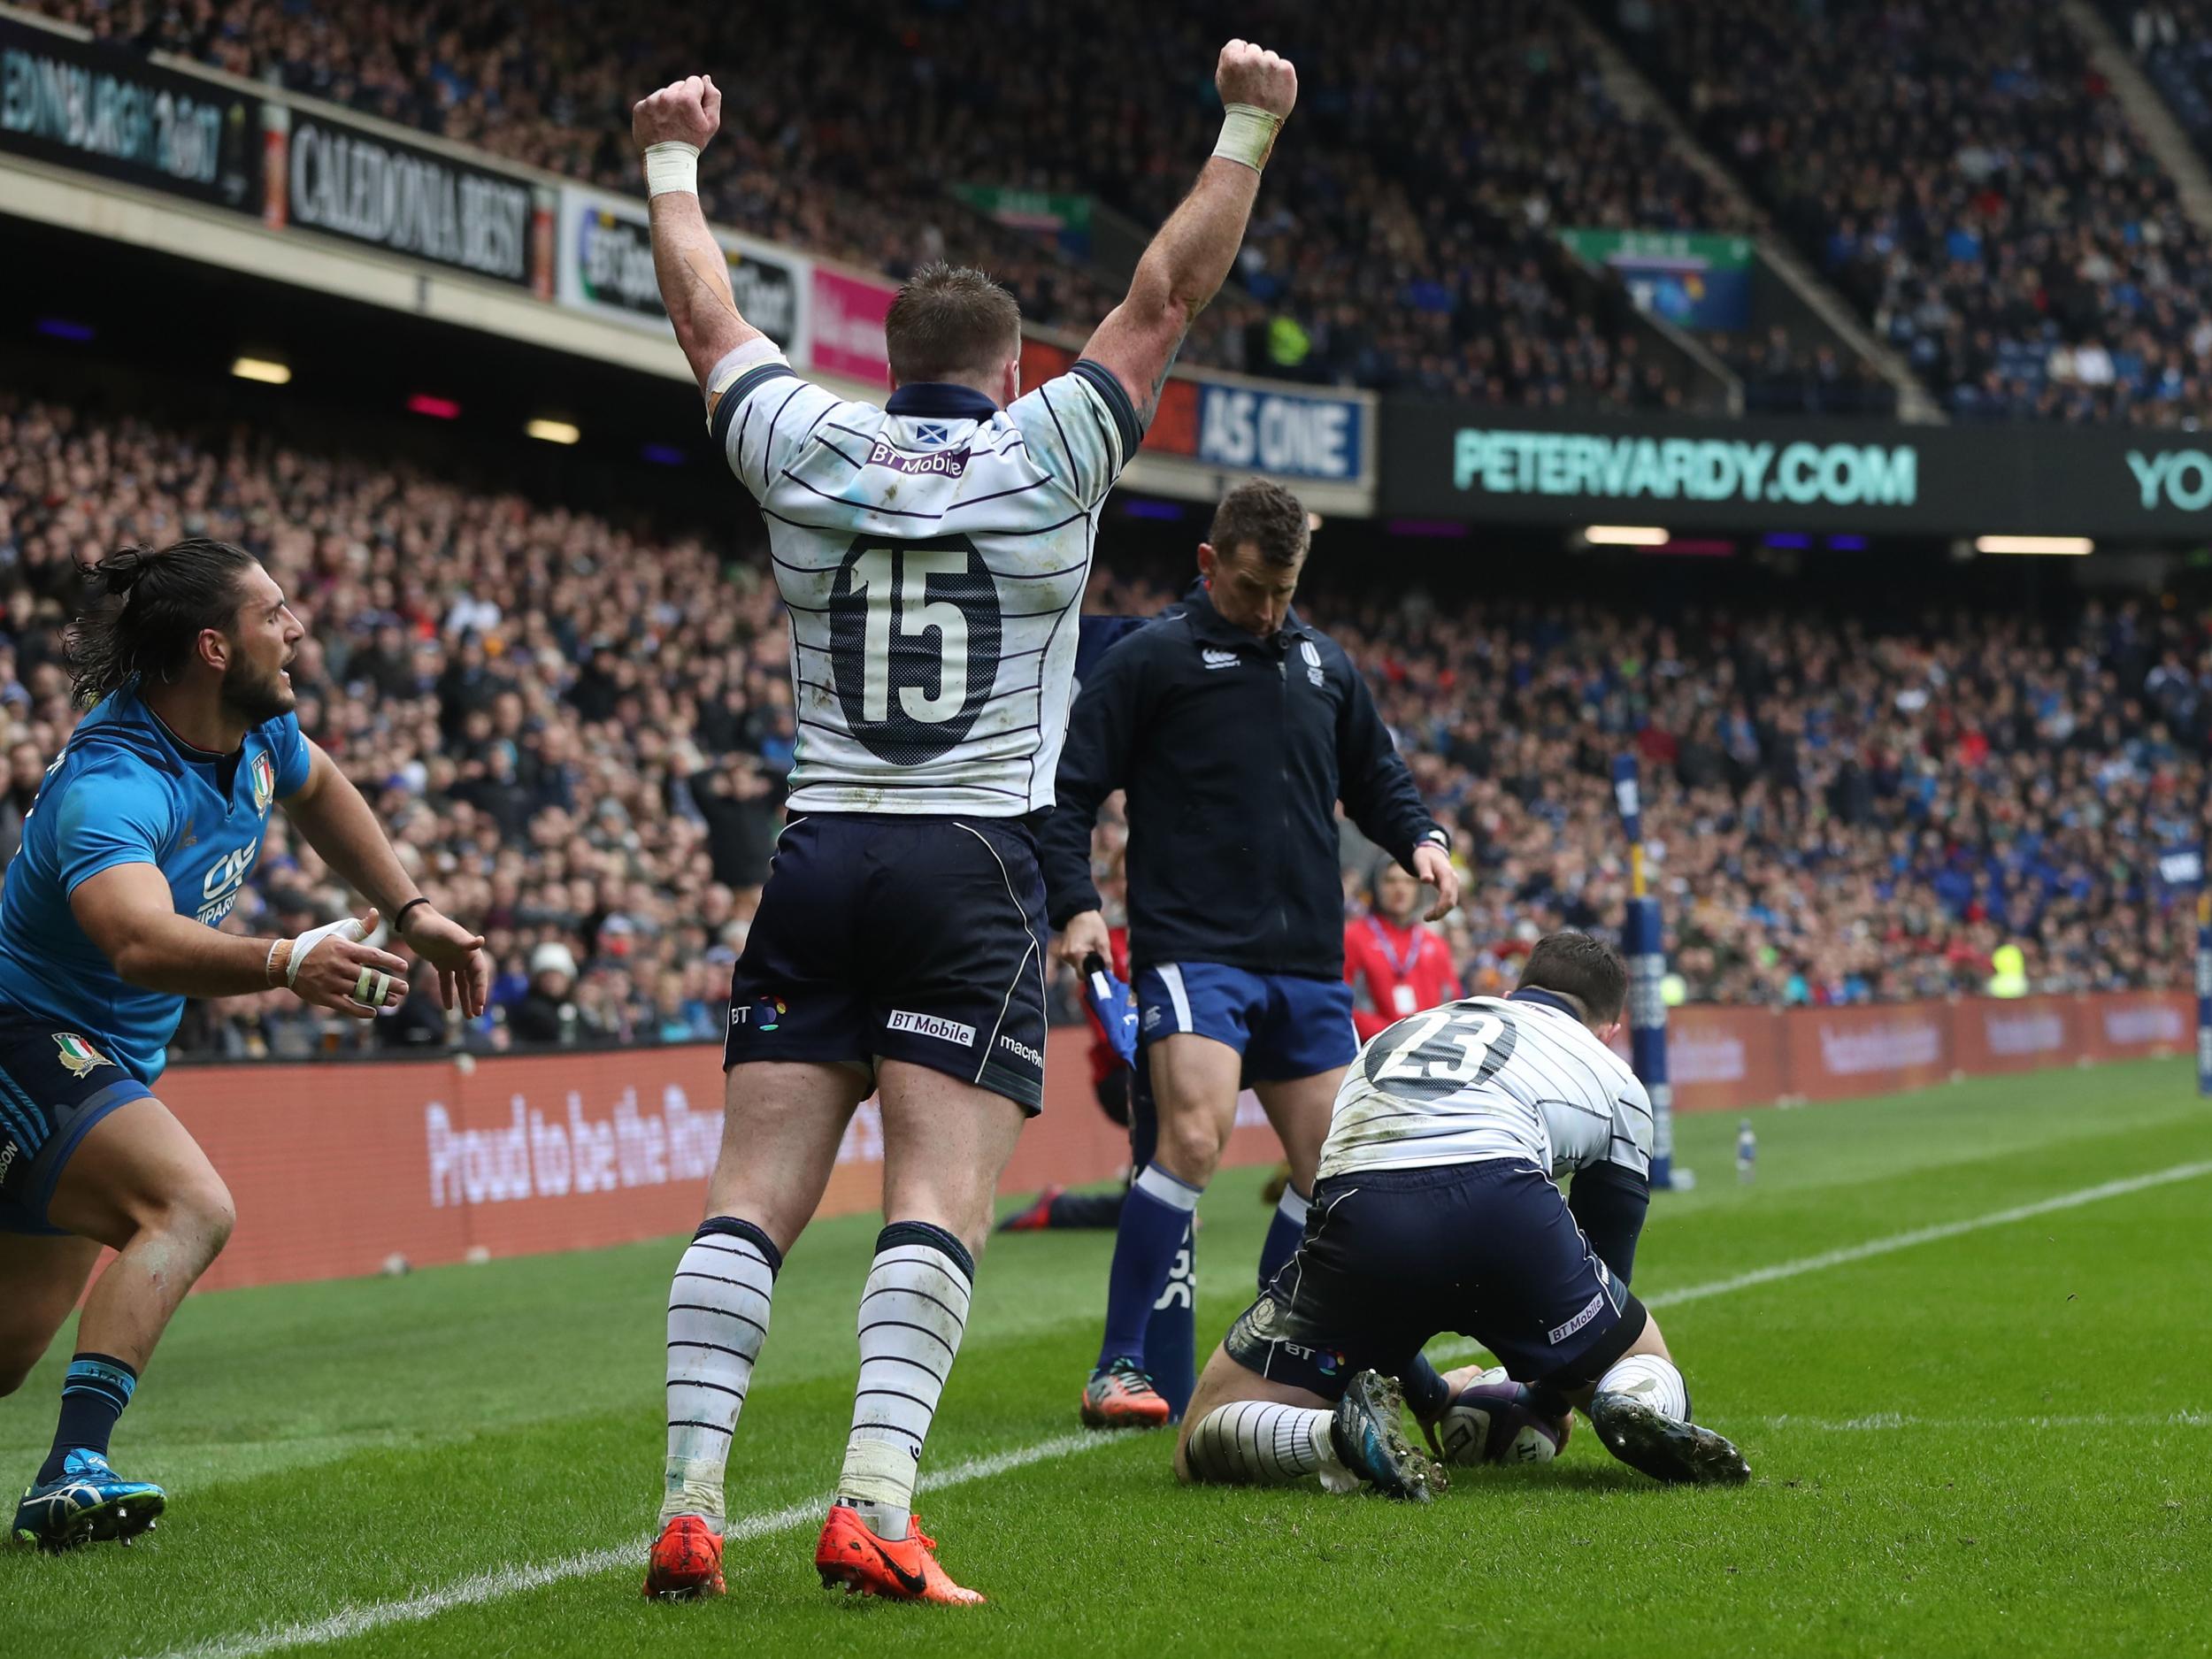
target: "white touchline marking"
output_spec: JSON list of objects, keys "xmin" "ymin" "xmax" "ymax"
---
[
  {"xmin": 1434, "ymin": 1156, "xmax": 2212, "ymax": 1366},
  {"xmin": 156, "ymin": 1156, "xmax": 2212, "ymax": 1658},
  {"xmin": 1736, "ymin": 1410, "xmax": 2209, "ymax": 1433},
  {"xmin": 150, "ymin": 1432, "xmax": 1112, "ymax": 1659}
]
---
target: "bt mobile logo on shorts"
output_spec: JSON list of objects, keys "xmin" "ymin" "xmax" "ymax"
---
[{"xmin": 887, "ymin": 1010, "xmax": 976, "ymax": 1048}]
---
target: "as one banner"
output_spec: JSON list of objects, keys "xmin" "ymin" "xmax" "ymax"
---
[
  {"xmin": 0, "ymin": 15, "xmax": 260, "ymax": 213},
  {"xmin": 285, "ymin": 111, "xmax": 534, "ymax": 286},
  {"xmin": 1559, "ymin": 228, "xmax": 1753, "ymax": 331},
  {"xmin": 1195, "ymin": 381, "xmax": 1367, "ymax": 482},
  {"xmin": 556, "ymin": 183, "xmax": 807, "ymax": 352}
]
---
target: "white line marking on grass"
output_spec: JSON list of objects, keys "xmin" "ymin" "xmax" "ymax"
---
[
  {"xmin": 150, "ymin": 1432, "xmax": 1110, "ymax": 1659},
  {"xmin": 1434, "ymin": 1157, "xmax": 2212, "ymax": 1365},
  {"xmin": 1741, "ymin": 1410, "xmax": 2210, "ymax": 1433},
  {"xmin": 158, "ymin": 1157, "xmax": 2212, "ymax": 1659}
]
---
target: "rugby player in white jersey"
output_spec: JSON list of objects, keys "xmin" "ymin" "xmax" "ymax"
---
[
  {"xmin": 629, "ymin": 41, "xmax": 1299, "ymax": 1603},
  {"xmin": 1172, "ymin": 933, "xmax": 1751, "ymax": 1496}
]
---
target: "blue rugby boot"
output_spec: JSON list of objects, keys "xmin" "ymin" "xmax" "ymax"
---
[
  {"xmin": 1330, "ymin": 1370, "xmax": 1446, "ymax": 1501},
  {"xmin": 13, "ymin": 1450, "xmax": 165, "ymax": 1552}
]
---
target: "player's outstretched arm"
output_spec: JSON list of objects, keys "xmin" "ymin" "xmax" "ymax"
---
[
  {"xmin": 70, "ymin": 865, "xmax": 411, "ymax": 1019},
  {"xmin": 633, "ymin": 74, "xmax": 767, "ymax": 404},
  {"xmin": 1081, "ymin": 41, "xmax": 1297, "ymax": 425},
  {"xmin": 281, "ymin": 741, "xmax": 490, "ymax": 1016}
]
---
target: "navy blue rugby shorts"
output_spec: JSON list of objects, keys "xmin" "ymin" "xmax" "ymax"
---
[{"xmin": 724, "ymin": 813, "xmax": 1050, "ymax": 1113}]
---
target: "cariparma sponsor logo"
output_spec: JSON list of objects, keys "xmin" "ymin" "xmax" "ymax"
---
[
  {"xmin": 52, "ymin": 1032, "xmax": 112, "ymax": 1079},
  {"xmin": 886, "ymin": 1009, "xmax": 976, "ymax": 1047}
]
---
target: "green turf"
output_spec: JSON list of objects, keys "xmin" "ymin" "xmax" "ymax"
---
[{"xmin": 4, "ymin": 1059, "xmax": 2209, "ymax": 1659}]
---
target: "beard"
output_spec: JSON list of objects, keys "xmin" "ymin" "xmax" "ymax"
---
[{"xmin": 222, "ymin": 656, "xmax": 295, "ymax": 723}]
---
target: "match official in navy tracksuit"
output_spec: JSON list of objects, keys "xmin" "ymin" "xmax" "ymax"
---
[{"xmin": 1043, "ymin": 479, "xmax": 1459, "ymax": 1427}]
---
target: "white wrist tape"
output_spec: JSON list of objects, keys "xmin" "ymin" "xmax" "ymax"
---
[
  {"xmin": 706, "ymin": 336, "xmax": 788, "ymax": 401},
  {"xmin": 1212, "ymin": 104, "xmax": 1283, "ymax": 173},
  {"xmin": 286, "ymin": 917, "xmax": 367, "ymax": 988},
  {"xmin": 643, "ymin": 140, "xmax": 701, "ymax": 197}
]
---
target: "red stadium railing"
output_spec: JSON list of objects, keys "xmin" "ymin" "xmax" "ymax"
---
[{"xmin": 149, "ymin": 990, "xmax": 2193, "ymax": 1292}]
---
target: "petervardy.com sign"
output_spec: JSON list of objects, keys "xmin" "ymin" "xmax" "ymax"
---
[
  {"xmin": 1450, "ymin": 428, "xmax": 1916, "ymax": 510},
  {"xmin": 1383, "ymin": 401, "xmax": 2212, "ymax": 538}
]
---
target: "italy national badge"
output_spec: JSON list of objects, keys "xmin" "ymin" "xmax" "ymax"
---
[
  {"xmin": 251, "ymin": 752, "xmax": 275, "ymax": 815},
  {"xmin": 53, "ymin": 1032, "xmax": 113, "ymax": 1079}
]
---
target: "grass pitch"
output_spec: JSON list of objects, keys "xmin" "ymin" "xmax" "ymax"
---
[{"xmin": 4, "ymin": 1060, "xmax": 2209, "ymax": 1658}]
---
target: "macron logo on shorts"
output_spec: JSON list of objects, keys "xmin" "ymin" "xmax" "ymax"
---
[
  {"xmin": 887, "ymin": 1010, "xmax": 977, "ymax": 1048},
  {"xmin": 1548, "ymin": 1290, "xmax": 1608, "ymax": 1347},
  {"xmin": 996, "ymin": 1033, "xmax": 1045, "ymax": 1069}
]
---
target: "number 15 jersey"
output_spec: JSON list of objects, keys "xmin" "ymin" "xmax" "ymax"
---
[
  {"xmin": 1319, "ymin": 990, "xmax": 1655, "ymax": 1185},
  {"xmin": 712, "ymin": 351, "xmax": 1142, "ymax": 817}
]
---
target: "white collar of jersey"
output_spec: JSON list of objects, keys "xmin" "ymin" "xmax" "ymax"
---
[{"xmin": 884, "ymin": 382, "xmax": 1001, "ymax": 420}]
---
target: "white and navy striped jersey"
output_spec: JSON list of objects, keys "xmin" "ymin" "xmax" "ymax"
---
[
  {"xmin": 1318, "ymin": 991, "xmax": 1654, "ymax": 1183},
  {"xmin": 711, "ymin": 351, "xmax": 1141, "ymax": 817}
]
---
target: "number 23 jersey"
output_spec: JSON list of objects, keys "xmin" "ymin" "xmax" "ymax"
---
[
  {"xmin": 713, "ymin": 351, "xmax": 1142, "ymax": 817},
  {"xmin": 1318, "ymin": 991, "xmax": 1655, "ymax": 1185}
]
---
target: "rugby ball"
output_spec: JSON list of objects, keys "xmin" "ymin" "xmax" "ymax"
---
[{"xmin": 1438, "ymin": 1367, "xmax": 1570, "ymax": 1465}]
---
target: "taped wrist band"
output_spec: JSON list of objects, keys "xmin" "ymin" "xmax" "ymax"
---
[
  {"xmin": 286, "ymin": 917, "xmax": 368, "ymax": 989},
  {"xmin": 1212, "ymin": 103, "xmax": 1282, "ymax": 173},
  {"xmin": 644, "ymin": 140, "xmax": 701, "ymax": 197}
]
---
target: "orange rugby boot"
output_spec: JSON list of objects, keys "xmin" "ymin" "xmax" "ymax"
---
[
  {"xmin": 814, "ymin": 1503, "xmax": 985, "ymax": 1605},
  {"xmin": 1079, "ymin": 1356, "xmax": 1172, "ymax": 1429},
  {"xmin": 642, "ymin": 1513, "xmax": 726, "ymax": 1600}
]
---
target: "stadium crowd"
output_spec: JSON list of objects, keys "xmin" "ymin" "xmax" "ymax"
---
[
  {"xmin": 1, "ymin": 393, "xmax": 2201, "ymax": 1065},
  {"xmin": 34, "ymin": 0, "xmax": 1734, "ymax": 409},
  {"xmin": 1609, "ymin": 0, "xmax": 2212, "ymax": 424}
]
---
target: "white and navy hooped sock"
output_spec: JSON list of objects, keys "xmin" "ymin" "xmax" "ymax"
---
[
  {"xmin": 1597, "ymin": 1352, "xmax": 1692, "ymax": 1421},
  {"xmin": 837, "ymin": 1221, "xmax": 974, "ymax": 1543},
  {"xmin": 663, "ymin": 1217, "xmax": 781, "ymax": 1528},
  {"xmin": 1183, "ymin": 1399, "xmax": 1350, "ymax": 1489}
]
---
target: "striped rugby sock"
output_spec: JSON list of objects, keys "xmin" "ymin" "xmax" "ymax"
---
[
  {"xmin": 38, "ymin": 1353, "xmax": 137, "ymax": 1485},
  {"xmin": 662, "ymin": 1217, "xmax": 781, "ymax": 1530},
  {"xmin": 1183, "ymin": 1399, "xmax": 1349, "ymax": 1488},
  {"xmin": 836, "ymin": 1222, "xmax": 974, "ymax": 1544}
]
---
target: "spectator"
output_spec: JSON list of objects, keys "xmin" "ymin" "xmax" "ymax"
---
[{"xmin": 511, "ymin": 941, "xmax": 579, "ymax": 1046}]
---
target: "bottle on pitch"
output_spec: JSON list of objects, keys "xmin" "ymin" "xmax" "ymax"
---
[{"xmin": 1736, "ymin": 1119, "xmax": 1756, "ymax": 1183}]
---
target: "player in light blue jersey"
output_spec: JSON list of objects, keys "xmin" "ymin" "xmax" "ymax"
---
[{"xmin": 0, "ymin": 539, "xmax": 488, "ymax": 1552}]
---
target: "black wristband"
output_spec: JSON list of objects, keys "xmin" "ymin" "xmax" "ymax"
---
[{"xmin": 394, "ymin": 896, "xmax": 433, "ymax": 931}]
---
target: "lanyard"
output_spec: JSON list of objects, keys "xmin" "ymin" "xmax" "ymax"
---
[{"xmin": 1366, "ymin": 917, "xmax": 1425, "ymax": 981}]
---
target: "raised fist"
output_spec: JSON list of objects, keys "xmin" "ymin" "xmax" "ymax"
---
[
  {"xmin": 633, "ymin": 75, "xmax": 723, "ymax": 154},
  {"xmin": 1217, "ymin": 40, "xmax": 1297, "ymax": 120}
]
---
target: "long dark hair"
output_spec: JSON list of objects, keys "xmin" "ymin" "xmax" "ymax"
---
[{"xmin": 67, "ymin": 539, "xmax": 259, "ymax": 710}]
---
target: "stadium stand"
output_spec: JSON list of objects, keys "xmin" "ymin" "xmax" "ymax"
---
[
  {"xmin": 4, "ymin": 393, "xmax": 2198, "ymax": 1066},
  {"xmin": 1604, "ymin": 0, "xmax": 2212, "ymax": 423},
  {"xmin": 29, "ymin": 0, "xmax": 1751, "ymax": 407}
]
